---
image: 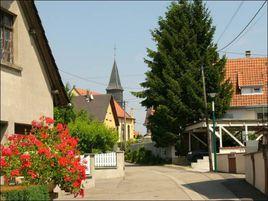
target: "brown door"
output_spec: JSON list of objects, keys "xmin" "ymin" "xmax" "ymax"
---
[{"xmin": 228, "ymin": 154, "xmax": 236, "ymax": 173}]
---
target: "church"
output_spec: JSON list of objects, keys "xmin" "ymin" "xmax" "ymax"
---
[{"xmin": 106, "ymin": 59, "xmax": 136, "ymax": 142}]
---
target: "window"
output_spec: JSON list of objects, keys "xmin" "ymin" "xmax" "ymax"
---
[
  {"xmin": 0, "ymin": 11, "xmax": 13, "ymax": 63},
  {"xmin": 257, "ymin": 113, "xmax": 268, "ymax": 120},
  {"xmin": 127, "ymin": 125, "xmax": 130, "ymax": 140},
  {"xmin": 14, "ymin": 123, "xmax": 31, "ymax": 135},
  {"xmin": 241, "ymin": 86, "xmax": 263, "ymax": 95}
]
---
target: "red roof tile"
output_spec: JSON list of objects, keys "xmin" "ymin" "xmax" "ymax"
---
[
  {"xmin": 74, "ymin": 88, "xmax": 101, "ymax": 96},
  {"xmin": 113, "ymin": 100, "xmax": 132, "ymax": 119},
  {"xmin": 225, "ymin": 57, "xmax": 268, "ymax": 107}
]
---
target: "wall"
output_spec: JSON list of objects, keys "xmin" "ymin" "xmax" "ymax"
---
[
  {"xmin": 104, "ymin": 104, "xmax": 117, "ymax": 129},
  {"xmin": 223, "ymin": 108, "xmax": 256, "ymax": 120},
  {"xmin": 217, "ymin": 153, "xmax": 245, "ymax": 174},
  {"xmin": 219, "ymin": 147, "xmax": 245, "ymax": 154},
  {"xmin": 245, "ymin": 151, "xmax": 267, "ymax": 194},
  {"xmin": 117, "ymin": 118, "xmax": 135, "ymax": 142},
  {"xmin": 217, "ymin": 154, "xmax": 229, "ymax": 172},
  {"xmin": 1, "ymin": 1, "xmax": 53, "ymax": 142},
  {"xmin": 93, "ymin": 152, "xmax": 125, "ymax": 179}
]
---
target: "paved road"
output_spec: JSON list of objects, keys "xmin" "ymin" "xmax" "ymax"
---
[{"xmin": 57, "ymin": 164, "xmax": 254, "ymax": 200}]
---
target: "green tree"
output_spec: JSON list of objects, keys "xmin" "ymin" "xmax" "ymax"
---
[
  {"xmin": 133, "ymin": 0, "xmax": 232, "ymax": 147},
  {"xmin": 54, "ymin": 83, "xmax": 76, "ymax": 124},
  {"xmin": 68, "ymin": 113, "xmax": 118, "ymax": 153}
]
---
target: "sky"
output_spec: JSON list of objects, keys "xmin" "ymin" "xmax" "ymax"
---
[{"xmin": 36, "ymin": 1, "xmax": 267, "ymax": 134}]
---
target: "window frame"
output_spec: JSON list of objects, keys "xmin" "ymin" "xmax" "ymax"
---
[{"xmin": 0, "ymin": 10, "xmax": 14, "ymax": 64}]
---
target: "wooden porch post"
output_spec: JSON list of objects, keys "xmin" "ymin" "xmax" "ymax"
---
[
  {"xmin": 189, "ymin": 132, "xmax": 192, "ymax": 152},
  {"xmin": 219, "ymin": 126, "xmax": 223, "ymax": 148}
]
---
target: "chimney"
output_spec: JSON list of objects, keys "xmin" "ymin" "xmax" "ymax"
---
[{"xmin": 245, "ymin": 50, "xmax": 251, "ymax": 58}]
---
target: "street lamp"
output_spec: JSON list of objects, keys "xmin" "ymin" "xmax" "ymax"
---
[{"xmin": 209, "ymin": 92, "xmax": 218, "ymax": 172}]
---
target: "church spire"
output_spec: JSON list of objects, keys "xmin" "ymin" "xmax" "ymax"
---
[
  {"xmin": 107, "ymin": 60, "xmax": 123, "ymax": 91},
  {"xmin": 106, "ymin": 50, "xmax": 124, "ymax": 105}
]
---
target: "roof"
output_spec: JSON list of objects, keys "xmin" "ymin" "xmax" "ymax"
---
[
  {"xmin": 225, "ymin": 57, "xmax": 268, "ymax": 107},
  {"xmin": 106, "ymin": 60, "xmax": 123, "ymax": 91},
  {"xmin": 113, "ymin": 100, "xmax": 133, "ymax": 119},
  {"xmin": 72, "ymin": 94, "xmax": 119, "ymax": 126},
  {"xmin": 19, "ymin": 1, "xmax": 69, "ymax": 106},
  {"xmin": 73, "ymin": 88, "xmax": 101, "ymax": 96}
]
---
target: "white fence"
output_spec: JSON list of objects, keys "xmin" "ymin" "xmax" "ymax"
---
[{"xmin": 94, "ymin": 152, "xmax": 117, "ymax": 167}]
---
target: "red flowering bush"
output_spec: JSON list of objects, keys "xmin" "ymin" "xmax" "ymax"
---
[{"xmin": 0, "ymin": 116, "xmax": 86, "ymax": 196}]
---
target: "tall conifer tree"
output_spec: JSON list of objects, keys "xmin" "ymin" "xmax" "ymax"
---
[{"xmin": 134, "ymin": 0, "xmax": 232, "ymax": 147}]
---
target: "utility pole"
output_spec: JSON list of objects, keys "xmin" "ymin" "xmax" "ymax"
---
[
  {"xmin": 201, "ymin": 64, "xmax": 213, "ymax": 172},
  {"xmin": 123, "ymin": 100, "xmax": 126, "ymax": 142}
]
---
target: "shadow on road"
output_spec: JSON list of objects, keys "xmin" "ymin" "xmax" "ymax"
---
[{"xmin": 183, "ymin": 178, "xmax": 268, "ymax": 201}]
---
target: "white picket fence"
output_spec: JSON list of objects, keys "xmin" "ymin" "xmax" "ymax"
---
[{"xmin": 94, "ymin": 152, "xmax": 117, "ymax": 167}]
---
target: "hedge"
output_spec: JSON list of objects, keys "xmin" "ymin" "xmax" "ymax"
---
[
  {"xmin": 0, "ymin": 185, "xmax": 50, "ymax": 201},
  {"xmin": 125, "ymin": 147, "xmax": 167, "ymax": 165}
]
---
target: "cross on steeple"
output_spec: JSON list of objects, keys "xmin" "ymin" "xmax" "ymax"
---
[
  {"xmin": 114, "ymin": 44, "xmax": 116, "ymax": 60},
  {"xmin": 106, "ymin": 47, "xmax": 124, "ymax": 106}
]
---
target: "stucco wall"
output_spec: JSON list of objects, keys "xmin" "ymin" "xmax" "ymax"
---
[
  {"xmin": 217, "ymin": 154, "xmax": 229, "ymax": 172},
  {"xmin": 104, "ymin": 104, "xmax": 117, "ymax": 129},
  {"xmin": 245, "ymin": 151, "xmax": 266, "ymax": 194},
  {"xmin": 1, "ymin": 1, "xmax": 53, "ymax": 141},
  {"xmin": 236, "ymin": 153, "xmax": 245, "ymax": 174},
  {"xmin": 217, "ymin": 153, "xmax": 245, "ymax": 174},
  {"xmin": 118, "ymin": 118, "xmax": 135, "ymax": 142},
  {"xmin": 223, "ymin": 108, "xmax": 257, "ymax": 120},
  {"xmin": 93, "ymin": 152, "xmax": 125, "ymax": 179}
]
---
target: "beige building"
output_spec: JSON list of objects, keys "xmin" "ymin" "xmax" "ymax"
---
[
  {"xmin": 0, "ymin": 1, "xmax": 68, "ymax": 142},
  {"xmin": 113, "ymin": 100, "xmax": 135, "ymax": 142}
]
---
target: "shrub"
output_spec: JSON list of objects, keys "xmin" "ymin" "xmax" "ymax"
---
[
  {"xmin": 125, "ymin": 147, "xmax": 167, "ymax": 165},
  {"xmin": 0, "ymin": 117, "xmax": 86, "ymax": 196},
  {"xmin": 68, "ymin": 115, "xmax": 118, "ymax": 153},
  {"xmin": 1, "ymin": 185, "xmax": 49, "ymax": 201}
]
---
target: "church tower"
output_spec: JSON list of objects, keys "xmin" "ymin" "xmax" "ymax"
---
[{"xmin": 106, "ymin": 60, "xmax": 123, "ymax": 106}]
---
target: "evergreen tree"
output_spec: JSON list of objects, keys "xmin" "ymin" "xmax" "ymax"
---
[{"xmin": 133, "ymin": 0, "xmax": 233, "ymax": 147}]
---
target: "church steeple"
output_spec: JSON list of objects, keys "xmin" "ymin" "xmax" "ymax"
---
[{"xmin": 106, "ymin": 59, "xmax": 123, "ymax": 105}]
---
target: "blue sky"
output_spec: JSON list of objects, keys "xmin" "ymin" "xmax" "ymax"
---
[{"xmin": 36, "ymin": 1, "xmax": 267, "ymax": 134}]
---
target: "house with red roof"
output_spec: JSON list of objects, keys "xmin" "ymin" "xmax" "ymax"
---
[
  {"xmin": 183, "ymin": 53, "xmax": 268, "ymax": 173},
  {"xmin": 223, "ymin": 56, "xmax": 268, "ymax": 121}
]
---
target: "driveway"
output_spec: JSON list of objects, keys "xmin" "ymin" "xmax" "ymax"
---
[{"xmin": 56, "ymin": 164, "xmax": 267, "ymax": 200}]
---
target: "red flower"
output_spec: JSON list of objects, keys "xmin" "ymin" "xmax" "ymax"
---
[
  {"xmin": 22, "ymin": 161, "xmax": 32, "ymax": 168},
  {"xmin": 58, "ymin": 157, "xmax": 68, "ymax": 167},
  {"xmin": 45, "ymin": 117, "xmax": 54, "ymax": 124},
  {"xmin": 27, "ymin": 170, "xmax": 37, "ymax": 179},
  {"xmin": 0, "ymin": 157, "xmax": 7, "ymax": 167},
  {"xmin": 57, "ymin": 123, "xmax": 64, "ymax": 132},
  {"xmin": 1, "ymin": 147, "xmax": 12, "ymax": 156},
  {"xmin": 20, "ymin": 154, "xmax": 31, "ymax": 161},
  {"xmin": 41, "ymin": 133, "xmax": 49, "ymax": 139},
  {"xmin": 73, "ymin": 181, "xmax": 80, "ymax": 188},
  {"xmin": 38, "ymin": 147, "xmax": 51, "ymax": 158},
  {"xmin": 64, "ymin": 176, "xmax": 72, "ymax": 182},
  {"xmin": 11, "ymin": 169, "xmax": 20, "ymax": 177},
  {"xmin": 31, "ymin": 120, "xmax": 41, "ymax": 128}
]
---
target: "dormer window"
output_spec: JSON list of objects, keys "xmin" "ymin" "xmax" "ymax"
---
[{"xmin": 241, "ymin": 86, "xmax": 263, "ymax": 95}]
